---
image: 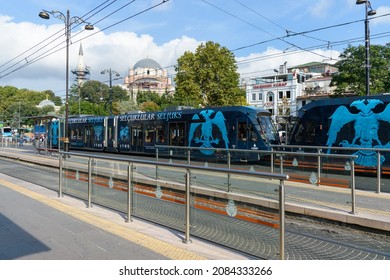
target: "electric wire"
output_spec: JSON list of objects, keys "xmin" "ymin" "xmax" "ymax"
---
[
  {"xmin": 0, "ymin": 0, "xmax": 169, "ymax": 79},
  {"xmin": 0, "ymin": 0, "xmax": 113, "ymax": 73}
]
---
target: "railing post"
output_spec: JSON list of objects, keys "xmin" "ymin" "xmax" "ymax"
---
[
  {"xmin": 377, "ymin": 151, "xmax": 381, "ymax": 194},
  {"xmin": 279, "ymin": 179, "xmax": 285, "ymax": 260},
  {"xmin": 271, "ymin": 147, "xmax": 274, "ymax": 173},
  {"xmin": 182, "ymin": 169, "xmax": 192, "ymax": 244},
  {"xmin": 126, "ymin": 162, "xmax": 133, "ymax": 222},
  {"xmin": 350, "ymin": 159, "xmax": 356, "ymax": 214},
  {"xmin": 59, "ymin": 153, "xmax": 63, "ymax": 197},
  {"xmin": 87, "ymin": 157, "xmax": 92, "ymax": 208},
  {"xmin": 227, "ymin": 151, "xmax": 231, "ymax": 192},
  {"xmin": 279, "ymin": 155, "xmax": 284, "ymax": 174},
  {"xmin": 156, "ymin": 148, "xmax": 159, "ymax": 180}
]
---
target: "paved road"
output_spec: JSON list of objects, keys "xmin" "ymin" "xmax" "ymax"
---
[{"xmin": 0, "ymin": 148, "xmax": 389, "ymax": 260}]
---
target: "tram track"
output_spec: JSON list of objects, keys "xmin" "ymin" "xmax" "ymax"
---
[{"xmin": 0, "ymin": 155, "xmax": 389, "ymax": 260}]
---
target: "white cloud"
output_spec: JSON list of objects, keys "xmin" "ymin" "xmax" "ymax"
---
[
  {"xmin": 372, "ymin": 6, "xmax": 390, "ymax": 25},
  {"xmin": 0, "ymin": 15, "xmax": 339, "ymax": 99},
  {"xmin": 307, "ymin": 0, "xmax": 333, "ymax": 19}
]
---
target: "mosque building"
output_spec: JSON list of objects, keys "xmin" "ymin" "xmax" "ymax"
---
[{"xmin": 123, "ymin": 58, "xmax": 174, "ymax": 100}]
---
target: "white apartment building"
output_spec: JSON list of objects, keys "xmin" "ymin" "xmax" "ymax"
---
[{"xmin": 245, "ymin": 62, "xmax": 337, "ymax": 130}]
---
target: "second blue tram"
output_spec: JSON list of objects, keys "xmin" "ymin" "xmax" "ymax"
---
[
  {"xmin": 289, "ymin": 94, "xmax": 390, "ymax": 167},
  {"xmin": 67, "ymin": 106, "xmax": 279, "ymax": 159}
]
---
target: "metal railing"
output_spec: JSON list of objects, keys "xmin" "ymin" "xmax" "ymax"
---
[
  {"xmin": 273, "ymin": 144, "xmax": 390, "ymax": 194},
  {"xmin": 155, "ymin": 145, "xmax": 360, "ymax": 213},
  {"xmin": 59, "ymin": 151, "xmax": 289, "ymax": 259}
]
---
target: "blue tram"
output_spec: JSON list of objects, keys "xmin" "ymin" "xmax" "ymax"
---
[
  {"xmin": 289, "ymin": 94, "xmax": 390, "ymax": 167},
  {"xmin": 65, "ymin": 106, "xmax": 279, "ymax": 159}
]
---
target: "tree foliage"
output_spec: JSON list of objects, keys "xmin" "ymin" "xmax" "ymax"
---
[
  {"xmin": 0, "ymin": 86, "xmax": 56, "ymax": 126},
  {"xmin": 331, "ymin": 44, "xmax": 390, "ymax": 95},
  {"xmin": 69, "ymin": 80, "xmax": 129, "ymax": 115},
  {"xmin": 174, "ymin": 41, "xmax": 246, "ymax": 107}
]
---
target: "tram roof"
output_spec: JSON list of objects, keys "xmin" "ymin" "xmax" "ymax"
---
[{"xmin": 299, "ymin": 93, "xmax": 390, "ymax": 115}]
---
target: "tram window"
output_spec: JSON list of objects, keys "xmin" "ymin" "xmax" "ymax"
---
[
  {"xmin": 145, "ymin": 125, "xmax": 155, "ymax": 143},
  {"xmin": 71, "ymin": 128, "xmax": 82, "ymax": 140},
  {"xmin": 305, "ymin": 121, "xmax": 316, "ymax": 144},
  {"xmin": 131, "ymin": 125, "xmax": 143, "ymax": 147},
  {"xmin": 108, "ymin": 127, "xmax": 113, "ymax": 139},
  {"xmin": 249, "ymin": 126, "xmax": 258, "ymax": 141},
  {"xmin": 169, "ymin": 123, "xmax": 185, "ymax": 146},
  {"xmin": 238, "ymin": 122, "xmax": 247, "ymax": 141},
  {"xmin": 71, "ymin": 129, "xmax": 76, "ymax": 140}
]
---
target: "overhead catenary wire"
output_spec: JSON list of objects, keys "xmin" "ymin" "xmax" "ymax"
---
[
  {"xmin": 0, "ymin": 0, "xmax": 114, "ymax": 74},
  {"xmin": 0, "ymin": 0, "xmax": 170, "ymax": 80},
  {"xmin": 1, "ymin": 0, "xmax": 389, "ymax": 87}
]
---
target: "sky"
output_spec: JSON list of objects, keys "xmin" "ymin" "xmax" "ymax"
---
[{"xmin": 1, "ymin": 0, "xmax": 390, "ymax": 99}]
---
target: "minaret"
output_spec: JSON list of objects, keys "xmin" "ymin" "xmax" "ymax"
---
[{"xmin": 71, "ymin": 43, "xmax": 90, "ymax": 86}]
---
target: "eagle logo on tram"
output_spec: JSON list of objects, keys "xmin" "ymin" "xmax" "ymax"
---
[
  {"xmin": 188, "ymin": 109, "xmax": 229, "ymax": 155},
  {"xmin": 326, "ymin": 99, "xmax": 390, "ymax": 166}
]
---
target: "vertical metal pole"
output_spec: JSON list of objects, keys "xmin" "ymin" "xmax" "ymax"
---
[
  {"xmin": 182, "ymin": 169, "xmax": 192, "ymax": 244},
  {"xmin": 279, "ymin": 179, "xmax": 285, "ymax": 260},
  {"xmin": 317, "ymin": 148, "xmax": 321, "ymax": 186},
  {"xmin": 64, "ymin": 10, "xmax": 70, "ymax": 152},
  {"xmin": 59, "ymin": 153, "xmax": 63, "ymax": 197},
  {"xmin": 377, "ymin": 151, "xmax": 381, "ymax": 194},
  {"xmin": 271, "ymin": 147, "xmax": 274, "ymax": 173},
  {"xmin": 350, "ymin": 160, "xmax": 356, "ymax": 214},
  {"xmin": 87, "ymin": 157, "xmax": 92, "ymax": 208},
  {"xmin": 227, "ymin": 151, "xmax": 231, "ymax": 192},
  {"xmin": 280, "ymin": 155, "xmax": 283, "ymax": 174},
  {"xmin": 155, "ymin": 148, "xmax": 159, "ymax": 180},
  {"xmin": 126, "ymin": 163, "xmax": 133, "ymax": 222},
  {"xmin": 364, "ymin": 1, "xmax": 370, "ymax": 96},
  {"xmin": 187, "ymin": 149, "xmax": 191, "ymax": 164}
]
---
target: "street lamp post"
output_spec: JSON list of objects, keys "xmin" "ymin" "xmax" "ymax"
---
[
  {"xmin": 356, "ymin": 0, "xmax": 376, "ymax": 96},
  {"xmin": 274, "ymin": 69, "xmax": 279, "ymax": 124},
  {"xmin": 101, "ymin": 69, "xmax": 120, "ymax": 115},
  {"xmin": 39, "ymin": 9, "xmax": 94, "ymax": 151}
]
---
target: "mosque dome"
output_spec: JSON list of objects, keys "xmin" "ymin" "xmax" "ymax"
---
[
  {"xmin": 38, "ymin": 99, "xmax": 55, "ymax": 107},
  {"xmin": 133, "ymin": 58, "xmax": 161, "ymax": 69}
]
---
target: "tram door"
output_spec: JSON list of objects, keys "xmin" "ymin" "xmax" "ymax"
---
[
  {"xmin": 84, "ymin": 125, "xmax": 95, "ymax": 149},
  {"xmin": 105, "ymin": 118, "xmax": 117, "ymax": 150},
  {"xmin": 237, "ymin": 119, "xmax": 249, "ymax": 150},
  {"xmin": 131, "ymin": 124, "xmax": 143, "ymax": 152}
]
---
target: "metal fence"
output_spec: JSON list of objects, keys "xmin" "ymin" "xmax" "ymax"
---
[
  {"xmin": 59, "ymin": 151, "xmax": 289, "ymax": 259},
  {"xmin": 273, "ymin": 144, "xmax": 390, "ymax": 194}
]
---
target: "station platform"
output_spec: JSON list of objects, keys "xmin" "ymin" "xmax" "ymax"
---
[
  {"xmin": 0, "ymin": 171, "xmax": 250, "ymax": 260},
  {"xmin": 0, "ymin": 146, "xmax": 389, "ymax": 260}
]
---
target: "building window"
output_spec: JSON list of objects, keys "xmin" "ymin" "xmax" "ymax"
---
[
  {"xmin": 258, "ymin": 93, "xmax": 262, "ymax": 101},
  {"xmin": 286, "ymin": 91, "xmax": 291, "ymax": 99},
  {"xmin": 268, "ymin": 92, "xmax": 274, "ymax": 102},
  {"xmin": 252, "ymin": 93, "xmax": 256, "ymax": 101},
  {"xmin": 279, "ymin": 91, "xmax": 283, "ymax": 99}
]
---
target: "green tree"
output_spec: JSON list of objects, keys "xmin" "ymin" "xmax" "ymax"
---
[
  {"xmin": 0, "ymin": 86, "xmax": 54, "ymax": 126},
  {"xmin": 331, "ymin": 44, "xmax": 390, "ymax": 95},
  {"xmin": 140, "ymin": 101, "xmax": 160, "ymax": 112},
  {"xmin": 70, "ymin": 80, "xmax": 129, "ymax": 115},
  {"xmin": 117, "ymin": 99, "xmax": 139, "ymax": 114},
  {"xmin": 174, "ymin": 41, "xmax": 246, "ymax": 107}
]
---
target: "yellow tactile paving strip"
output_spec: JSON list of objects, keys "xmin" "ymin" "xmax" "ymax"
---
[{"xmin": 0, "ymin": 178, "xmax": 207, "ymax": 260}]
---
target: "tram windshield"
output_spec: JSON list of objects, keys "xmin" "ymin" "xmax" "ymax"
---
[{"xmin": 257, "ymin": 115, "xmax": 279, "ymax": 144}]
